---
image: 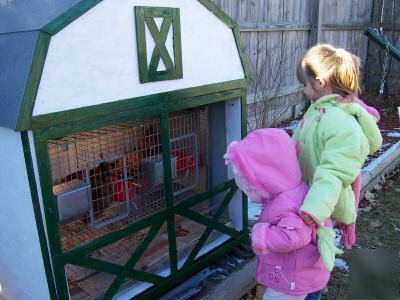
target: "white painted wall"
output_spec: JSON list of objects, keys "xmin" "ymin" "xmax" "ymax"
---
[
  {"xmin": 0, "ymin": 128, "xmax": 50, "ymax": 300},
  {"xmin": 33, "ymin": 0, "xmax": 245, "ymax": 116}
]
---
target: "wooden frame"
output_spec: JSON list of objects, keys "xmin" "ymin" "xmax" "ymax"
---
[
  {"xmin": 135, "ymin": 6, "xmax": 183, "ymax": 83},
  {"xmin": 32, "ymin": 90, "xmax": 248, "ymax": 299}
]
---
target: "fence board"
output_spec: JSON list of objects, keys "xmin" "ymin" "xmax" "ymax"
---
[{"xmin": 212, "ymin": 0, "xmax": 398, "ymax": 127}]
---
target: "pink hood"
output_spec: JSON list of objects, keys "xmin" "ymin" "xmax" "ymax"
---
[
  {"xmin": 227, "ymin": 128, "xmax": 330, "ymax": 295},
  {"xmin": 227, "ymin": 128, "xmax": 302, "ymax": 197}
]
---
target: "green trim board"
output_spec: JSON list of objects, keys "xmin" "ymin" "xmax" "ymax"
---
[
  {"xmin": 16, "ymin": 31, "xmax": 51, "ymax": 131},
  {"xmin": 31, "ymin": 80, "xmax": 246, "ymax": 131},
  {"xmin": 233, "ymin": 25, "xmax": 252, "ymax": 85},
  {"xmin": 56, "ymin": 180, "xmax": 236, "ymax": 264},
  {"xmin": 160, "ymin": 113, "xmax": 179, "ymax": 275},
  {"xmin": 70, "ymin": 256, "xmax": 164, "ymax": 284},
  {"xmin": 103, "ymin": 221, "xmax": 164, "ymax": 299},
  {"xmin": 21, "ymin": 131, "xmax": 58, "ymax": 300},
  {"xmin": 33, "ymin": 133, "xmax": 70, "ymax": 299},
  {"xmin": 33, "ymin": 86, "xmax": 246, "ymax": 140},
  {"xmin": 135, "ymin": 6, "xmax": 183, "ymax": 83},
  {"xmin": 136, "ymin": 233, "xmax": 248, "ymax": 300}
]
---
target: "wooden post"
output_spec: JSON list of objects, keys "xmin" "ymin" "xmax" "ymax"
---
[{"xmin": 309, "ymin": 0, "xmax": 323, "ymax": 46}]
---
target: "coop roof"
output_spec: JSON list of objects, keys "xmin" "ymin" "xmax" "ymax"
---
[{"xmin": 0, "ymin": 0, "xmax": 250, "ymax": 131}]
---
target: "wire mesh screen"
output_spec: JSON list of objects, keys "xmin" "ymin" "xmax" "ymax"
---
[{"xmin": 47, "ymin": 109, "xmax": 207, "ymax": 251}]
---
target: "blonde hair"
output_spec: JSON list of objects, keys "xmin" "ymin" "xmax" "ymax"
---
[{"xmin": 297, "ymin": 44, "xmax": 361, "ymax": 97}]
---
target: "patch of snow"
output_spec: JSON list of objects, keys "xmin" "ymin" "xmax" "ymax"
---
[
  {"xmin": 386, "ymin": 132, "xmax": 400, "ymax": 138},
  {"xmin": 248, "ymin": 201, "xmax": 262, "ymax": 221},
  {"xmin": 334, "ymin": 228, "xmax": 343, "ymax": 247},
  {"xmin": 334, "ymin": 258, "xmax": 349, "ymax": 272}
]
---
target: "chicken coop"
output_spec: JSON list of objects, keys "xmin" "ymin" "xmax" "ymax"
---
[{"xmin": 0, "ymin": 0, "xmax": 250, "ymax": 299}]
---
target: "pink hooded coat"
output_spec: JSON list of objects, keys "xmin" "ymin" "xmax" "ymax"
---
[{"xmin": 227, "ymin": 128, "xmax": 330, "ymax": 296}]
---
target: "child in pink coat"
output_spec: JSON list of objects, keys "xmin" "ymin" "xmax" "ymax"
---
[{"xmin": 224, "ymin": 128, "xmax": 330, "ymax": 300}]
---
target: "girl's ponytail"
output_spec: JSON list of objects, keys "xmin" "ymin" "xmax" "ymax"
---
[
  {"xmin": 332, "ymin": 48, "xmax": 360, "ymax": 96},
  {"xmin": 298, "ymin": 44, "xmax": 361, "ymax": 98}
]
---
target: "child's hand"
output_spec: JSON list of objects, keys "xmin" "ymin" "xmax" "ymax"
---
[{"xmin": 300, "ymin": 212, "xmax": 317, "ymax": 227}]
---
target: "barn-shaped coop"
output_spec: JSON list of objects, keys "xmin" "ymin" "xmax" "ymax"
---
[{"xmin": 0, "ymin": 0, "xmax": 250, "ymax": 299}]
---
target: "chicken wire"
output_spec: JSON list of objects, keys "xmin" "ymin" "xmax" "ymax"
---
[{"xmin": 47, "ymin": 109, "xmax": 207, "ymax": 250}]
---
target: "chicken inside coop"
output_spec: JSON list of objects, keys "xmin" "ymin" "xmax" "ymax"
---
[
  {"xmin": 48, "ymin": 110, "xmax": 207, "ymax": 245},
  {"xmin": 45, "ymin": 106, "xmax": 237, "ymax": 299}
]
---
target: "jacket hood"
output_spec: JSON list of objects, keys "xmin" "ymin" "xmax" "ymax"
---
[
  {"xmin": 315, "ymin": 95, "xmax": 383, "ymax": 155},
  {"xmin": 227, "ymin": 128, "xmax": 302, "ymax": 197}
]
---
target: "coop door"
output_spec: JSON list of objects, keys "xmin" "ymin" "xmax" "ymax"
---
[{"xmin": 46, "ymin": 101, "xmax": 243, "ymax": 299}]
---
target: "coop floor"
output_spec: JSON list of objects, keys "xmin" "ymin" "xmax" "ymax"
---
[{"xmin": 65, "ymin": 209, "xmax": 230, "ymax": 300}]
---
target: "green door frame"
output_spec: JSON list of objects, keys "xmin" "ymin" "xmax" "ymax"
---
[{"xmin": 33, "ymin": 88, "xmax": 248, "ymax": 299}]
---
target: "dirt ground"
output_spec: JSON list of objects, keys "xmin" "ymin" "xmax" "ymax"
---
[
  {"xmin": 242, "ymin": 92, "xmax": 400, "ymax": 300},
  {"xmin": 323, "ymin": 167, "xmax": 400, "ymax": 299}
]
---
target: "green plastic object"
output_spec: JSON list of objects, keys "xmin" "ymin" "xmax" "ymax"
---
[{"xmin": 364, "ymin": 27, "xmax": 400, "ymax": 62}]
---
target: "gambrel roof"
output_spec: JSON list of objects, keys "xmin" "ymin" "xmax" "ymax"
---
[{"xmin": 0, "ymin": 0, "xmax": 250, "ymax": 131}]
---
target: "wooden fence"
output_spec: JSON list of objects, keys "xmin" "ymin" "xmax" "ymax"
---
[{"xmin": 212, "ymin": 0, "xmax": 399, "ymax": 128}]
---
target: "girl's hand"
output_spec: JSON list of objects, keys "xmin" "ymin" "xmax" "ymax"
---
[{"xmin": 300, "ymin": 212, "xmax": 317, "ymax": 227}]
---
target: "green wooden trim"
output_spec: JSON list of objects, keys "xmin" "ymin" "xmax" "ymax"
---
[
  {"xmin": 179, "ymin": 209, "xmax": 240, "ymax": 238},
  {"xmin": 135, "ymin": 6, "xmax": 182, "ymax": 83},
  {"xmin": 136, "ymin": 233, "xmax": 248, "ymax": 300},
  {"xmin": 103, "ymin": 222, "xmax": 164, "ymax": 299},
  {"xmin": 135, "ymin": 6, "xmax": 148, "ymax": 83},
  {"xmin": 161, "ymin": 113, "xmax": 178, "ymax": 274},
  {"xmin": 30, "ymin": 80, "xmax": 247, "ymax": 131},
  {"xmin": 33, "ymin": 136, "xmax": 63, "ymax": 255},
  {"xmin": 16, "ymin": 32, "xmax": 51, "ymax": 131},
  {"xmin": 33, "ymin": 133, "xmax": 70, "ymax": 299},
  {"xmin": 34, "ymin": 87, "xmax": 245, "ymax": 141},
  {"xmin": 232, "ymin": 25, "xmax": 252, "ymax": 85},
  {"xmin": 174, "ymin": 180, "xmax": 235, "ymax": 212},
  {"xmin": 181, "ymin": 185, "xmax": 239, "ymax": 268},
  {"xmin": 53, "ymin": 260, "xmax": 70, "ymax": 300},
  {"xmin": 172, "ymin": 7, "xmax": 183, "ymax": 80},
  {"xmin": 146, "ymin": 17, "xmax": 174, "ymax": 72},
  {"xmin": 71, "ymin": 256, "xmax": 164, "ymax": 284},
  {"xmin": 21, "ymin": 132, "xmax": 57, "ymax": 299},
  {"xmin": 161, "ymin": 113, "xmax": 173, "ymax": 209},
  {"xmin": 57, "ymin": 180, "xmax": 234, "ymax": 263},
  {"xmin": 197, "ymin": 0, "xmax": 236, "ymax": 28},
  {"xmin": 58, "ymin": 210, "xmax": 169, "ymax": 263},
  {"xmin": 41, "ymin": 0, "xmax": 103, "ymax": 35}
]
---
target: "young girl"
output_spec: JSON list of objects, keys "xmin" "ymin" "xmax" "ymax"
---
[
  {"xmin": 225, "ymin": 128, "xmax": 331, "ymax": 300},
  {"xmin": 293, "ymin": 44, "xmax": 382, "ymax": 250}
]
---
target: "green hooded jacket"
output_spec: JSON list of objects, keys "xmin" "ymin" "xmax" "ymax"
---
[{"xmin": 292, "ymin": 94, "xmax": 382, "ymax": 225}]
